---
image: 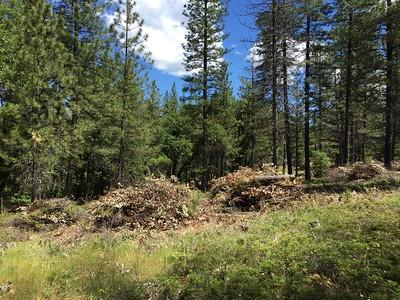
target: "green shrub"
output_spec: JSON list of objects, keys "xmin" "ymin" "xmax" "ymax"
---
[
  {"xmin": 9, "ymin": 194, "xmax": 32, "ymax": 207},
  {"xmin": 148, "ymin": 154, "xmax": 172, "ymax": 175},
  {"xmin": 312, "ymin": 150, "xmax": 332, "ymax": 178}
]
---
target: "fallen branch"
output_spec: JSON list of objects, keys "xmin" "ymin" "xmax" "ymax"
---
[{"xmin": 253, "ymin": 175, "xmax": 296, "ymax": 185}]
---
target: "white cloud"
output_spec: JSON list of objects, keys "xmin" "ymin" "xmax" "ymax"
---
[
  {"xmin": 106, "ymin": 0, "xmax": 188, "ymax": 76},
  {"xmin": 132, "ymin": 0, "xmax": 188, "ymax": 76},
  {"xmin": 246, "ymin": 43, "xmax": 263, "ymax": 67}
]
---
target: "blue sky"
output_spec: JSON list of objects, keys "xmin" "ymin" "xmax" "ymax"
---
[{"xmin": 138, "ymin": 0, "xmax": 256, "ymax": 97}]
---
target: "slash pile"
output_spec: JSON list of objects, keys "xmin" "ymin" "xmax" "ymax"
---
[
  {"xmin": 348, "ymin": 161, "xmax": 387, "ymax": 181},
  {"xmin": 211, "ymin": 167, "xmax": 301, "ymax": 211},
  {"xmin": 90, "ymin": 178, "xmax": 191, "ymax": 230},
  {"xmin": 11, "ymin": 199, "xmax": 78, "ymax": 231}
]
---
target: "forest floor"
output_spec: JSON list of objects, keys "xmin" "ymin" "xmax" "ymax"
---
[{"xmin": 0, "ymin": 163, "xmax": 400, "ymax": 299}]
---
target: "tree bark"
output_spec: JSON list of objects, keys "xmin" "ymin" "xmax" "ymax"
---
[
  {"xmin": 271, "ymin": 0, "xmax": 278, "ymax": 168},
  {"xmin": 201, "ymin": 0, "xmax": 209, "ymax": 191},
  {"xmin": 384, "ymin": 0, "xmax": 394, "ymax": 169},
  {"xmin": 317, "ymin": 84, "xmax": 323, "ymax": 151},
  {"xmin": 117, "ymin": 2, "xmax": 131, "ymax": 184},
  {"xmin": 343, "ymin": 9, "xmax": 353, "ymax": 165},
  {"xmin": 295, "ymin": 97, "xmax": 300, "ymax": 177},
  {"xmin": 65, "ymin": 1, "xmax": 79, "ymax": 196},
  {"xmin": 283, "ymin": 36, "xmax": 293, "ymax": 174},
  {"xmin": 304, "ymin": 14, "xmax": 311, "ymax": 181}
]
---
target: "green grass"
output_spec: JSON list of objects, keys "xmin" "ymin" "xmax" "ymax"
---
[
  {"xmin": 0, "ymin": 192, "xmax": 399, "ymax": 299},
  {"xmin": 306, "ymin": 178, "xmax": 400, "ymax": 194}
]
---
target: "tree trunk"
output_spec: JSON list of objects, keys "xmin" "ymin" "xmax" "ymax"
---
[
  {"xmin": 282, "ymin": 144, "xmax": 287, "ymax": 174},
  {"xmin": 343, "ymin": 9, "xmax": 353, "ymax": 165},
  {"xmin": 117, "ymin": 3, "xmax": 131, "ymax": 184},
  {"xmin": 31, "ymin": 142, "xmax": 41, "ymax": 200},
  {"xmin": 384, "ymin": 0, "xmax": 394, "ymax": 169},
  {"xmin": 304, "ymin": 14, "xmax": 311, "ymax": 181},
  {"xmin": 271, "ymin": 0, "xmax": 278, "ymax": 168},
  {"xmin": 201, "ymin": 0, "xmax": 209, "ymax": 191},
  {"xmin": 282, "ymin": 36, "xmax": 293, "ymax": 174},
  {"xmin": 393, "ymin": 123, "xmax": 396, "ymax": 161},
  {"xmin": 65, "ymin": 1, "xmax": 79, "ymax": 196},
  {"xmin": 250, "ymin": 64, "xmax": 256, "ymax": 169},
  {"xmin": 295, "ymin": 98, "xmax": 300, "ymax": 177},
  {"xmin": 317, "ymin": 84, "xmax": 323, "ymax": 151}
]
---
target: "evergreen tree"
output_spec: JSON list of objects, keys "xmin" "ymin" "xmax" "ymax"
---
[
  {"xmin": 54, "ymin": 0, "xmax": 109, "ymax": 196},
  {"xmin": 160, "ymin": 84, "xmax": 193, "ymax": 178},
  {"xmin": 1, "ymin": 0, "xmax": 68, "ymax": 200},
  {"xmin": 0, "ymin": 1, "xmax": 19, "ymax": 198},
  {"xmin": 236, "ymin": 60, "xmax": 268, "ymax": 168},
  {"xmin": 254, "ymin": 0, "xmax": 280, "ymax": 168},
  {"xmin": 182, "ymin": 0, "xmax": 228, "ymax": 190},
  {"xmin": 110, "ymin": 0, "xmax": 149, "ymax": 184},
  {"xmin": 146, "ymin": 80, "xmax": 167, "ymax": 175},
  {"xmin": 385, "ymin": 0, "xmax": 396, "ymax": 168},
  {"xmin": 209, "ymin": 62, "xmax": 237, "ymax": 176}
]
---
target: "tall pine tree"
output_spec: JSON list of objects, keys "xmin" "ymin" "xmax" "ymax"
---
[{"xmin": 182, "ymin": 0, "xmax": 227, "ymax": 190}]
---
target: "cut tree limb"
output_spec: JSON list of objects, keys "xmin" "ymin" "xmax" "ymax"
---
[{"xmin": 253, "ymin": 175, "xmax": 296, "ymax": 185}]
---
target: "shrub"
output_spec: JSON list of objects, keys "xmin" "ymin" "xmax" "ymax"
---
[
  {"xmin": 9, "ymin": 194, "xmax": 32, "ymax": 207},
  {"xmin": 148, "ymin": 155, "xmax": 172, "ymax": 175},
  {"xmin": 312, "ymin": 151, "xmax": 332, "ymax": 178}
]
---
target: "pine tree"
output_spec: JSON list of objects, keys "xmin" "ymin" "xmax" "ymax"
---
[
  {"xmin": 182, "ymin": 0, "xmax": 228, "ymax": 190},
  {"xmin": 254, "ymin": 0, "xmax": 280, "ymax": 169},
  {"xmin": 236, "ymin": 60, "xmax": 267, "ymax": 168},
  {"xmin": 160, "ymin": 84, "xmax": 193, "ymax": 178},
  {"xmin": 111, "ymin": 0, "xmax": 148, "ymax": 184},
  {"xmin": 54, "ymin": 0, "xmax": 109, "ymax": 196},
  {"xmin": 146, "ymin": 81, "xmax": 166, "ymax": 175},
  {"xmin": 209, "ymin": 62, "xmax": 236, "ymax": 177},
  {"xmin": 0, "ymin": 2, "xmax": 15, "ymax": 88},
  {"xmin": 2, "ymin": 0, "xmax": 68, "ymax": 200},
  {"xmin": 385, "ymin": 0, "xmax": 395, "ymax": 169}
]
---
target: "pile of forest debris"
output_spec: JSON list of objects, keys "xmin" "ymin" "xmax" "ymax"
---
[
  {"xmin": 89, "ymin": 177, "xmax": 191, "ymax": 230},
  {"xmin": 211, "ymin": 167, "xmax": 300, "ymax": 211},
  {"xmin": 11, "ymin": 199, "xmax": 79, "ymax": 231},
  {"xmin": 8, "ymin": 177, "xmax": 192, "ymax": 232},
  {"xmin": 348, "ymin": 162, "xmax": 388, "ymax": 181},
  {"xmin": 327, "ymin": 161, "xmax": 390, "ymax": 182}
]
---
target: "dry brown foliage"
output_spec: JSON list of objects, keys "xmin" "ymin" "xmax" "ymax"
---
[{"xmin": 89, "ymin": 178, "xmax": 191, "ymax": 230}]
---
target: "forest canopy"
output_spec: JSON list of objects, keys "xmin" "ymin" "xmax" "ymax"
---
[{"xmin": 0, "ymin": 0, "xmax": 399, "ymax": 203}]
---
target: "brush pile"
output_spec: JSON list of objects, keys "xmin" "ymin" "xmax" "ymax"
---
[
  {"xmin": 326, "ymin": 167, "xmax": 352, "ymax": 182},
  {"xmin": 11, "ymin": 199, "xmax": 78, "ymax": 231},
  {"xmin": 391, "ymin": 161, "xmax": 400, "ymax": 172},
  {"xmin": 211, "ymin": 166, "xmax": 300, "ymax": 211},
  {"xmin": 90, "ymin": 178, "xmax": 191, "ymax": 230},
  {"xmin": 348, "ymin": 161, "xmax": 387, "ymax": 181}
]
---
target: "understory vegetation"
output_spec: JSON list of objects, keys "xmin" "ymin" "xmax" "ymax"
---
[
  {"xmin": 1, "ymin": 0, "xmax": 400, "ymax": 298},
  {"xmin": 1, "ymin": 190, "xmax": 399, "ymax": 299}
]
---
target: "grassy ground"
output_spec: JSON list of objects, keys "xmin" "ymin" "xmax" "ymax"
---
[{"xmin": 0, "ymin": 191, "xmax": 399, "ymax": 299}]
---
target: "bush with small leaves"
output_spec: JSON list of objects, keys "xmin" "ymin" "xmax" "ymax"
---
[{"xmin": 312, "ymin": 151, "xmax": 332, "ymax": 178}]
